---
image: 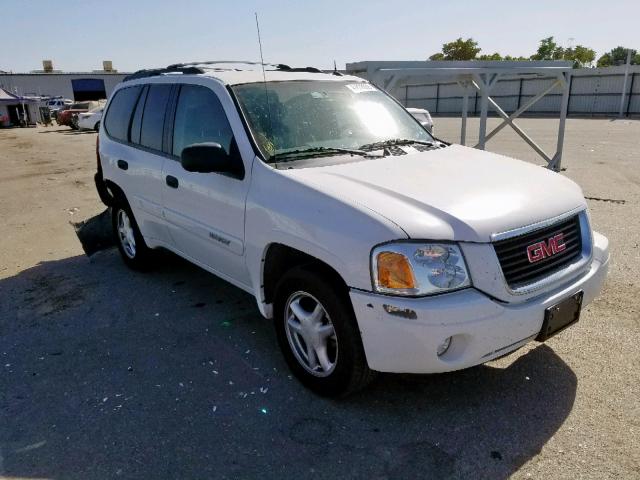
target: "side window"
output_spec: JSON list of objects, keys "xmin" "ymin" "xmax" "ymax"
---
[
  {"xmin": 140, "ymin": 84, "xmax": 172, "ymax": 151},
  {"xmin": 103, "ymin": 86, "xmax": 141, "ymax": 142},
  {"xmin": 129, "ymin": 85, "xmax": 148, "ymax": 145},
  {"xmin": 172, "ymin": 85, "xmax": 233, "ymax": 157}
]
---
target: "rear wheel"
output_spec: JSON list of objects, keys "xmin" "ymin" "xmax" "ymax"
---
[
  {"xmin": 274, "ymin": 267, "xmax": 375, "ymax": 396},
  {"xmin": 112, "ymin": 201, "xmax": 153, "ymax": 270}
]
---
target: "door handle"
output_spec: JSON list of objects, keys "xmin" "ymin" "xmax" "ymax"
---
[
  {"xmin": 117, "ymin": 159, "xmax": 128, "ymax": 170},
  {"xmin": 166, "ymin": 175, "xmax": 179, "ymax": 189}
]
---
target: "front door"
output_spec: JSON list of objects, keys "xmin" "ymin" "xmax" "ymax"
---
[{"xmin": 161, "ymin": 83, "xmax": 251, "ymax": 288}]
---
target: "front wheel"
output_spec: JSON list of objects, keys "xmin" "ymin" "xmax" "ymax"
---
[
  {"xmin": 112, "ymin": 202, "xmax": 153, "ymax": 270},
  {"xmin": 274, "ymin": 267, "xmax": 375, "ymax": 396}
]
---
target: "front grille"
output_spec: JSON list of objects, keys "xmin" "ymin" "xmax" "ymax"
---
[{"xmin": 494, "ymin": 215, "xmax": 582, "ymax": 288}]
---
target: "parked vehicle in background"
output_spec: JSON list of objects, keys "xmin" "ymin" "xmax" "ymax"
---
[
  {"xmin": 46, "ymin": 98, "xmax": 72, "ymax": 118},
  {"xmin": 407, "ymin": 107, "xmax": 434, "ymax": 134},
  {"xmin": 57, "ymin": 100, "xmax": 104, "ymax": 129},
  {"xmin": 78, "ymin": 106, "xmax": 104, "ymax": 131},
  {"xmin": 96, "ymin": 62, "xmax": 609, "ymax": 397}
]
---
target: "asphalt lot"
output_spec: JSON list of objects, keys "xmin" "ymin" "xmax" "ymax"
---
[{"xmin": 1, "ymin": 118, "xmax": 638, "ymax": 479}]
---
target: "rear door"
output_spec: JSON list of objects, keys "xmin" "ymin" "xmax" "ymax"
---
[
  {"xmin": 161, "ymin": 81, "xmax": 251, "ymax": 287},
  {"xmin": 101, "ymin": 82, "xmax": 172, "ymax": 244}
]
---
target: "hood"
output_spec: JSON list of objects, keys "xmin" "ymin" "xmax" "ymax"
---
[{"xmin": 283, "ymin": 145, "xmax": 586, "ymax": 242}]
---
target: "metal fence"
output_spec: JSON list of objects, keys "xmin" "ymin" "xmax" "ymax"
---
[{"xmin": 398, "ymin": 66, "xmax": 640, "ymax": 117}]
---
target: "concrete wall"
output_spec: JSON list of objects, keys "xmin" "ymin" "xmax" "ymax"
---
[
  {"xmin": 347, "ymin": 63, "xmax": 640, "ymax": 117},
  {"xmin": 0, "ymin": 73, "xmax": 127, "ymax": 100}
]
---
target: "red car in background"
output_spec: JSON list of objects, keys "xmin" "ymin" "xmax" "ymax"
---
[{"xmin": 57, "ymin": 100, "xmax": 105, "ymax": 129}]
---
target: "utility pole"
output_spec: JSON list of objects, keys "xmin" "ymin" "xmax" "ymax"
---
[{"xmin": 619, "ymin": 49, "xmax": 632, "ymax": 118}]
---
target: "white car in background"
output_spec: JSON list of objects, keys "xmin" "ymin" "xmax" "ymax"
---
[
  {"xmin": 46, "ymin": 98, "xmax": 72, "ymax": 117},
  {"xmin": 78, "ymin": 106, "xmax": 104, "ymax": 131},
  {"xmin": 407, "ymin": 107, "xmax": 434, "ymax": 134}
]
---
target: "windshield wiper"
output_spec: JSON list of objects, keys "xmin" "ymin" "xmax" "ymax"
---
[
  {"xmin": 358, "ymin": 138, "xmax": 437, "ymax": 150},
  {"xmin": 270, "ymin": 146, "xmax": 383, "ymax": 163}
]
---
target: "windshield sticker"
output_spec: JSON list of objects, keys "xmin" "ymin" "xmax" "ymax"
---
[{"xmin": 345, "ymin": 83, "xmax": 376, "ymax": 93}]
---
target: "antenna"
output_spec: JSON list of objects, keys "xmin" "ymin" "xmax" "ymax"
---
[{"xmin": 255, "ymin": 12, "xmax": 275, "ymax": 159}]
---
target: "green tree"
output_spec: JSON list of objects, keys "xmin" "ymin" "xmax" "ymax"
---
[
  {"xmin": 564, "ymin": 45, "xmax": 596, "ymax": 68},
  {"xmin": 597, "ymin": 46, "xmax": 638, "ymax": 67},
  {"xmin": 478, "ymin": 52, "xmax": 503, "ymax": 61},
  {"xmin": 530, "ymin": 36, "xmax": 565, "ymax": 60},
  {"xmin": 504, "ymin": 55, "xmax": 529, "ymax": 61},
  {"xmin": 432, "ymin": 37, "xmax": 481, "ymax": 60}
]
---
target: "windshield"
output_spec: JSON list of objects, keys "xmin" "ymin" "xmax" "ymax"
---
[{"xmin": 232, "ymin": 80, "xmax": 432, "ymax": 162}]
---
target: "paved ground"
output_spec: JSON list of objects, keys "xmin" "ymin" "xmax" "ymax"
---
[{"xmin": 0, "ymin": 119, "xmax": 638, "ymax": 479}]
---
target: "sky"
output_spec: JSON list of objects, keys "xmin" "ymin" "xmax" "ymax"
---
[{"xmin": 2, "ymin": 0, "xmax": 639, "ymax": 73}]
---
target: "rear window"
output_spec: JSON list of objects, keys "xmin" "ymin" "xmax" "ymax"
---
[
  {"xmin": 104, "ymin": 86, "xmax": 141, "ymax": 142},
  {"xmin": 140, "ymin": 84, "xmax": 171, "ymax": 151}
]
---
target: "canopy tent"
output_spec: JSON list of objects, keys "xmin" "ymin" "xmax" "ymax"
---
[{"xmin": 0, "ymin": 87, "xmax": 41, "ymax": 126}]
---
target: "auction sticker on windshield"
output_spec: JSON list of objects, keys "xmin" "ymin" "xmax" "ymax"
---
[{"xmin": 345, "ymin": 83, "xmax": 377, "ymax": 93}]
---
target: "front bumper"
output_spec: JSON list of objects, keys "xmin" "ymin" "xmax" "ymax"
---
[{"xmin": 349, "ymin": 231, "xmax": 609, "ymax": 373}]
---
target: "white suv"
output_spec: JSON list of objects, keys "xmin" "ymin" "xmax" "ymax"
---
[{"xmin": 95, "ymin": 62, "xmax": 609, "ymax": 396}]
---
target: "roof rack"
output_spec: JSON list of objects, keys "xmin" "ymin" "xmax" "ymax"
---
[
  {"xmin": 123, "ymin": 61, "xmax": 329, "ymax": 82},
  {"xmin": 123, "ymin": 66, "xmax": 204, "ymax": 82},
  {"xmin": 170, "ymin": 60, "xmax": 324, "ymax": 73},
  {"xmin": 168, "ymin": 60, "xmax": 280, "ymax": 69}
]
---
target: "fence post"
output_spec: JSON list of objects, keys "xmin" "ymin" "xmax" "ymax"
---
[
  {"xmin": 626, "ymin": 73, "xmax": 636, "ymax": 117},
  {"xmin": 516, "ymin": 78, "xmax": 523, "ymax": 110},
  {"xmin": 619, "ymin": 49, "xmax": 632, "ymax": 117},
  {"xmin": 567, "ymin": 74, "xmax": 574, "ymax": 116}
]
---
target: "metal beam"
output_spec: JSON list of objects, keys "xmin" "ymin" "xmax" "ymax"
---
[
  {"xmin": 550, "ymin": 72, "xmax": 571, "ymax": 171},
  {"xmin": 483, "ymin": 79, "xmax": 562, "ymax": 143}
]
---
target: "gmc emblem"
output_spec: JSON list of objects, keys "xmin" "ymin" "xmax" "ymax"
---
[{"xmin": 527, "ymin": 233, "xmax": 566, "ymax": 263}]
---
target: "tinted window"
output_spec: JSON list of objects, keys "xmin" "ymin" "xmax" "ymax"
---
[
  {"xmin": 140, "ymin": 84, "xmax": 172, "ymax": 151},
  {"xmin": 130, "ymin": 85, "xmax": 148, "ymax": 145},
  {"xmin": 104, "ymin": 86, "xmax": 141, "ymax": 142},
  {"xmin": 172, "ymin": 85, "xmax": 233, "ymax": 157}
]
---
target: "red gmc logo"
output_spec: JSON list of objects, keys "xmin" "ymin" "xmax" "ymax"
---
[{"xmin": 527, "ymin": 233, "xmax": 567, "ymax": 263}]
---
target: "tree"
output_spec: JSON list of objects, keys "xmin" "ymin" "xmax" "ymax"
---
[
  {"xmin": 477, "ymin": 52, "xmax": 503, "ymax": 61},
  {"xmin": 530, "ymin": 36, "xmax": 565, "ymax": 61},
  {"xmin": 432, "ymin": 37, "xmax": 481, "ymax": 60},
  {"xmin": 504, "ymin": 55, "xmax": 529, "ymax": 61},
  {"xmin": 564, "ymin": 45, "xmax": 596, "ymax": 68},
  {"xmin": 597, "ymin": 46, "xmax": 638, "ymax": 67}
]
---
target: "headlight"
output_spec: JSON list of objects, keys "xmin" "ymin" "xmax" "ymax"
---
[{"xmin": 372, "ymin": 242, "xmax": 471, "ymax": 296}]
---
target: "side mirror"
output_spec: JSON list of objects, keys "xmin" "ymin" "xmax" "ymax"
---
[{"xmin": 180, "ymin": 142, "xmax": 234, "ymax": 174}]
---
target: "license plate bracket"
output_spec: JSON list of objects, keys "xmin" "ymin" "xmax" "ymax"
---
[{"xmin": 536, "ymin": 291, "xmax": 583, "ymax": 342}]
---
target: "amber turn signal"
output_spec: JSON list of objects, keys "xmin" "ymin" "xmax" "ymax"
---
[{"xmin": 377, "ymin": 251, "xmax": 416, "ymax": 289}]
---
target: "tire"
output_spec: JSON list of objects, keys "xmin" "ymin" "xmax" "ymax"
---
[
  {"xmin": 94, "ymin": 121, "xmax": 100, "ymax": 132},
  {"xmin": 274, "ymin": 267, "xmax": 375, "ymax": 396},
  {"xmin": 112, "ymin": 200, "xmax": 154, "ymax": 270}
]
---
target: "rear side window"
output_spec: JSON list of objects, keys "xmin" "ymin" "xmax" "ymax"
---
[
  {"xmin": 172, "ymin": 85, "xmax": 233, "ymax": 157},
  {"xmin": 104, "ymin": 86, "xmax": 141, "ymax": 142},
  {"xmin": 129, "ymin": 85, "xmax": 148, "ymax": 145},
  {"xmin": 140, "ymin": 84, "xmax": 172, "ymax": 151}
]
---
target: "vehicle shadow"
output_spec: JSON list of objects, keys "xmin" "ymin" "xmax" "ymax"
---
[
  {"xmin": 0, "ymin": 240, "xmax": 576, "ymax": 479},
  {"xmin": 38, "ymin": 128, "xmax": 96, "ymax": 135}
]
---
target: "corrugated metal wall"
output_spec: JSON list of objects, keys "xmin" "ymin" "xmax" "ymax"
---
[{"xmin": 396, "ymin": 67, "xmax": 640, "ymax": 116}]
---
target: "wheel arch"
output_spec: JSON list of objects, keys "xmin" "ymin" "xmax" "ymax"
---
[{"xmin": 260, "ymin": 243, "xmax": 350, "ymax": 318}]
